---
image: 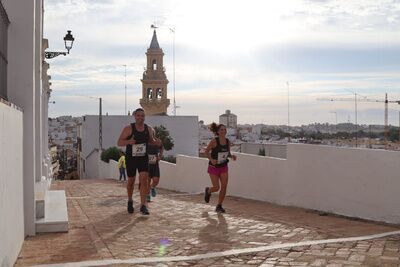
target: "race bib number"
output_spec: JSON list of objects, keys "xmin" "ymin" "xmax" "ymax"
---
[
  {"xmin": 148, "ymin": 154, "xmax": 157, "ymax": 164},
  {"xmin": 217, "ymin": 152, "xmax": 229, "ymax": 164},
  {"xmin": 132, "ymin": 144, "xmax": 146, "ymax": 157}
]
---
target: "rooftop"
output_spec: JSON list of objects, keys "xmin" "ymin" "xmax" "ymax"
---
[{"xmin": 15, "ymin": 179, "xmax": 400, "ymax": 267}]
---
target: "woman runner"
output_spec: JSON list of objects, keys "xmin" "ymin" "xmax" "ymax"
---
[{"xmin": 204, "ymin": 123, "xmax": 237, "ymax": 213}]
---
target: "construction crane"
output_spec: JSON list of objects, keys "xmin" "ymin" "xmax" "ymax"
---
[{"xmin": 317, "ymin": 93, "xmax": 400, "ymax": 148}]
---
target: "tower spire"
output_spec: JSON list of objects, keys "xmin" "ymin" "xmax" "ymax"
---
[
  {"xmin": 140, "ymin": 29, "xmax": 170, "ymax": 115},
  {"xmin": 150, "ymin": 30, "xmax": 160, "ymax": 49}
]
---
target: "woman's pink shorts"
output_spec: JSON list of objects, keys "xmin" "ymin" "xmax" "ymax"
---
[{"xmin": 207, "ymin": 165, "xmax": 228, "ymax": 177}]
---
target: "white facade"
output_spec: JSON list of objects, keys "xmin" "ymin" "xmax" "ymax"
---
[
  {"xmin": 0, "ymin": 1, "xmax": 67, "ymax": 266},
  {"xmin": 79, "ymin": 115, "xmax": 198, "ymax": 179},
  {"xmin": 159, "ymin": 144, "xmax": 400, "ymax": 224},
  {"xmin": 3, "ymin": 0, "xmax": 41, "ymax": 237}
]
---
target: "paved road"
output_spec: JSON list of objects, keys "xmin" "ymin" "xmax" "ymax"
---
[{"xmin": 15, "ymin": 179, "xmax": 400, "ymax": 267}]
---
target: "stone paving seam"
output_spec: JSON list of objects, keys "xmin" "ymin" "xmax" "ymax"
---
[
  {"xmin": 71, "ymin": 198, "xmax": 114, "ymax": 259},
  {"xmin": 31, "ymin": 230, "xmax": 400, "ymax": 267}
]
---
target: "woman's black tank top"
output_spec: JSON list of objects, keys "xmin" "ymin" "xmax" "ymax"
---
[{"xmin": 209, "ymin": 137, "xmax": 230, "ymax": 168}]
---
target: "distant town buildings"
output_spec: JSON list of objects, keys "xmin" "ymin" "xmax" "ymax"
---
[
  {"xmin": 48, "ymin": 116, "xmax": 80, "ymax": 179},
  {"xmin": 140, "ymin": 30, "xmax": 170, "ymax": 115},
  {"xmin": 198, "ymin": 120, "xmax": 400, "ymax": 156},
  {"xmin": 219, "ymin": 109, "xmax": 237, "ymax": 129}
]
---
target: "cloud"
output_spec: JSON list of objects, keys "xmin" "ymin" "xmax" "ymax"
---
[{"xmin": 45, "ymin": 0, "xmax": 400, "ymax": 125}]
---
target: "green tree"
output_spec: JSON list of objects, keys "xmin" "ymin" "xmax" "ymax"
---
[
  {"xmin": 101, "ymin": 147, "xmax": 122, "ymax": 163},
  {"xmin": 154, "ymin": 125, "xmax": 174, "ymax": 151},
  {"xmin": 388, "ymin": 127, "xmax": 400, "ymax": 142}
]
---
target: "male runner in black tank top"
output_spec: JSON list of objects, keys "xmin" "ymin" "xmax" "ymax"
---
[{"xmin": 117, "ymin": 108, "xmax": 161, "ymax": 215}]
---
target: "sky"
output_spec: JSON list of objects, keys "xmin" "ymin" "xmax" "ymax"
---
[{"xmin": 45, "ymin": 0, "xmax": 400, "ymax": 126}]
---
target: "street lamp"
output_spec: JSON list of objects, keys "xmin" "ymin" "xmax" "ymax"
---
[
  {"xmin": 45, "ymin": 30, "xmax": 75, "ymax": 59},
  {"xmin": 64, "ymin": 30, "xmax": 74, "ymax": 53}
]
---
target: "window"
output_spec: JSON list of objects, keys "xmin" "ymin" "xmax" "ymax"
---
[
  {"xmin": 156, "ymin": 88, "xmax": 162, "ymax": 99},
  {"xmin": 147, "ymin": 88, "xmax": 153, "ymax": 99},
  {"xmin": 0, "ymin": 2, "xmax": 9, "ymax": 100},
  {"xmin": 152, "ymin": 59, "xmax": 157, "ymax": 70}
]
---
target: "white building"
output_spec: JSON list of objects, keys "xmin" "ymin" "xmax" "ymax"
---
[
  {"xmin": 78, "ymin": 115, "xmax": 199, "ymax": 179},
  {"xmin": 0, "ymin": 1, "xmax": 68, "ymax": 266},
  {"xmin": 252, "ymin": 124, "xmax": 263, "ymax": 137},
  {"xmin": 219, "ymin": 109, "xmax": 237, "ymax": 129}
]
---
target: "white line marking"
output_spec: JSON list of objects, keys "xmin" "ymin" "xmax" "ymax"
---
[{"xmin": 32, "ymin": 230, "xmax": 400, "ymax": 267}]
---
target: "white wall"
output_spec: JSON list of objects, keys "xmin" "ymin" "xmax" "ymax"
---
[
  {"xmin": 240, "ymin": 143, "xmax": 287, "ymax": 158},
  {"xmin": 284, "ymin": 144, "xmax": 400, "ymax": 223},
  {"xmin": 158, "ymin": 144, "xmax": 400, "ymax": 224},
  {"xmin": 80, "ymin": 115, "xmax": 198, "ymax": 160},
  {"xmin": 3, "ymin": 0, "xmax": 40, "ymax": 236},
  {"xmin": 84, "ymin": 150, "xmax": 99, "ymax": 179},
  {"xmin": 159, "ymin": 156, "xmax": 209, "ymax": 193},
  {"xmin": 82, "ymin": 149, "xmax": 120, "ymax": 180},
  {"xmin": 0, "ymin": 102, "xmax": 24, "ymax": 267},
  {"xmin": 98, "ymin": 160, "xmax": 119, "ymax": 180}
]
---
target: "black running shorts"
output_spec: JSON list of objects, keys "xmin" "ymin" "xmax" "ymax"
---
[
  {"xmin": 126, "ymin": 156, "xmax": 149, "ymax": 177},
  {"xmin": 149, "ymin": 163, "xmax": 160, "ymax": 178}
]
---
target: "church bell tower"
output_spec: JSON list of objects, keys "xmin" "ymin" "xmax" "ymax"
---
[{"xmin": 139, "ymin": 30, "xmax": 170, "ymax": 115}]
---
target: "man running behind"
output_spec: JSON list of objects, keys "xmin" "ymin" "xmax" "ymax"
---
[{"xmin": 146, "ymin": 137, "xmax": 163, "ymax": 202}]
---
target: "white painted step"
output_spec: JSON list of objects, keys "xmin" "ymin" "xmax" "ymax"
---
[{"xmin": 36, "ymin": 190, "xmax": 69, "ymax": 233}]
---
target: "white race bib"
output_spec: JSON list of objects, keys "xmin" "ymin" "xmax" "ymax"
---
[
  {"xmin": 132, "ymin": 144, "xmax": 146, "ymax": 157},
  {"xmin": 148, "ymin": 154, "xmax": 157, "ymax": 164},
  {"xmin": 217, "ymin": 152, "xmax": 229, "ymax": 164}
]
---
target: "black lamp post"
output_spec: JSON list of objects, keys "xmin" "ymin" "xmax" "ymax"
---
[{"xmin": 45, "ymin": 30, "xmax": 75, "ymax": 59}]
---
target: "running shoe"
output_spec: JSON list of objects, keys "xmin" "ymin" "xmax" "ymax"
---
[
  {"xmin": 151, "ymin": 187, "xmax": 157, "ymax": 197},
  {"xmin": 204, "ymin": 187, "xmax": 211, "ymax": 203},
  {"xmin": 140, "ymin": 204, "xmax": 150, "ymax": 215},
  {"xmin": 147, "ymin": 195, "xmax": 151, "ymax": 202},
  {"xmin": 216, "ymin": 204, "xmax": 225, "ymax": 213},
  {"xmin": 127, "ymin": 200, "xmax": 134, "ymax": 214}
]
